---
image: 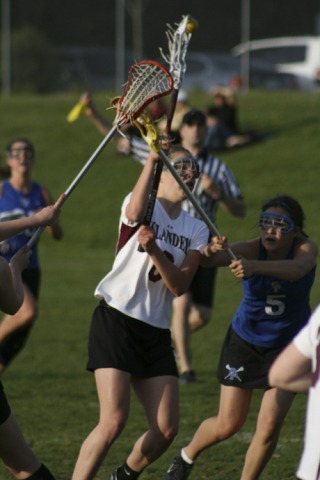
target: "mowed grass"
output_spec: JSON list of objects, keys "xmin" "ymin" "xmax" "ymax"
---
[{"xmin": 0, "ymin": 89, "xmax": 320, "ymax": 479}]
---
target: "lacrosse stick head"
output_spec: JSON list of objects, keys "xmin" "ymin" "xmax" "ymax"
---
[
  {"xmin": 133, "ymin": 111, "xmax": 161, "ymax": 152},
  {"xmin": 159, "ymin": 14, "xmax": 198, "ymax": 90},
  {"xmin": 112, "ymin": 60, "xmax": 173, "ymax": 128}
]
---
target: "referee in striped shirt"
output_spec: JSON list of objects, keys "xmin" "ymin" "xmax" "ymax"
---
[{"xmin": 173, "ymin": 109, "xmax": 246, "ymax": 383}]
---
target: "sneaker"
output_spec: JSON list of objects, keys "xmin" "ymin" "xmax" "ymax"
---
[
  {"xmin": 109, "ymin": 469, "xmax": 118, "ymax": 480},
  {"xmin": 179, "ymin": 370, "xmax": 196, "ymax": 384},
  {"xmin": 165, "ymin": 452, "xmax": 194, "ymax": 479}
]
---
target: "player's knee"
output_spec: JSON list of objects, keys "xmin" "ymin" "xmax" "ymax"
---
[
  {"xmin": 156, "ymin": 422, "xmax": 178, "ymax": 445},
  {"xmin": 189, "ymin": 310, "xmax": 210, "ymax": 331},
  {"xmin": 216, "ymin": 416, "xmax": 244, "ymax": 440},
  {"xmin": 256, "ymin": 415, "xmax": 280, "ymax": 442},
  {"xmin": 20, "ymin": 305, "xmax": 38, "ymax": 325},
  {"xmin": 198, "ymin": 313, "xmax": 210, "ymax": 327},
  {"xmin": 99, "ymin": 411, "xmax": 128, "ymax": 444}
]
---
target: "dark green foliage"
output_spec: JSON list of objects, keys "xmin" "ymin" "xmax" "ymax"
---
[{"xmin": 1, "ymin": 27, "xmax": 58, "ymax": 93}]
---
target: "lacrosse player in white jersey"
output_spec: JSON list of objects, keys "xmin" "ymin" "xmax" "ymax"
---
[
  {"xmin": 269, "ymin": 305, "xmax": 320, "ymax": 480},
  {"xmin": 71, "ymin": 145, "xmax": 211, "ymax": 480}
]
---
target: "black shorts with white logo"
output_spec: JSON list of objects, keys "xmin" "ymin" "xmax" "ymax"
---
[
  {"xmin": 87, "ymin": 301, "xmax": 178, "ymax": 378},
  {"xmin": 0, "ymin": 381, "xmax": 11, "ymax": 425},
  {"xmin": 217, "ymin": 326, "xmax": 285, "ymax": 389}
]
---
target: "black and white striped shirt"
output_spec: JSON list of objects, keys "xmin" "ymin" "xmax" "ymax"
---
[
  {"xmin": 129, "ymin": 135, "xmax": 150, "ymax": 165},
  {"xmin": 184, "ymin": 148, "xmax": 244, "ymax": 222}
]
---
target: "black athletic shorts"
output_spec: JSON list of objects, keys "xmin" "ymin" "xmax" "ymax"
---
[
  {"xmin": 0, "ymin": 381, "xmax": 11, "ymax": 425},
  {"xmin": 22, "ymin": 268, "xmax": 41, "ymax": 299},
  {"xmin": 217, "ymin": 325, "xmax": 285, "ymax": 389},
  {"xmin": 87, "ymin": 301, "xmax": 178, "ymax": 378},
  {"xmin": 189, "ymin": 265, "xmax": 217, "ymax": 308}
]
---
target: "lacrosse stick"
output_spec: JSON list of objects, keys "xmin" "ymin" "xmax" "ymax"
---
[
  {"xmin": 28, "ymin": 60, "xmax": 173, "ymax": 248},
  {"xmin": 135, "ymin": 112, "xmax": 237, "ymax": 260},
  {"xmin": 160, "ymin": 14, "xmax": 198, "ymax": 135},
  {"xmin": 138, "ymin": 15, "xmax": 198, "ymax": 252}
]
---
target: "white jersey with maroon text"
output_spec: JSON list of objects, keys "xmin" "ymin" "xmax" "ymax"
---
[
  {"xmin": 295, "ymin": 305, "xmax": 320, "ymax": 480},
  {"xmin": 95, "ymin": 194, "xmax": 209, "ymax": 329}
]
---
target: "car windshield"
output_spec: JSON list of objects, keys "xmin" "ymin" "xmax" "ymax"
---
[{"xmin": 250, "ymin": 46, "xmax": 307, "ymax": 65}]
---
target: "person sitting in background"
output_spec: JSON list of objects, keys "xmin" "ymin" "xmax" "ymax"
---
[
  {"xmin": 269, "ymin": 305, "xmax": 320, "ymax": 480},
  {"xmin": 206, "ymin": 86, "xmax": 271, "ymax": 151},
  {"xmin": 208, "ymin": 86, "xmax": 239, "ymax": 133},
  {"xmin": 205, "ymin": 106, "xmax": 252, "ymax": 151}
]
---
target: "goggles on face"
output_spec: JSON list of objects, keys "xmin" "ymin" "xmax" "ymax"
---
[
  {"xmin": 164, "ymin": 156, "xmax": 200, "ymax": 180},
  {"xmin": 258, "ymin": 212, "xmax": 296, "ymax": 234},
  {"xmin": 8, "ymin": 147, "xmax": 34, "ymax": 160}
]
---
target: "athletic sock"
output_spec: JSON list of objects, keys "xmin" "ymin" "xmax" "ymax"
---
[
  {"xmin": 116, "ymin": 462, "xmax": 141, "ymax": 479},
  {"xmin": 27, "ymin": 463, "xmax": 55, "ymax": 479},
  {"xmin": 181, "ymin": 448, "xmax": 194, "ymax": 465}
]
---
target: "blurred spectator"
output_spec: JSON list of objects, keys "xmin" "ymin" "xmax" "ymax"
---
[
  {"xmin": 206, "ymin": 86, "xmax": 271, "ymax": 151},
  {"xmin": 205, "ymin": 107, "xmax": 252, "ymax": 151},
  {"xmin": 209, "ymin": 87, "xmax": 239, "ymax": 133}
]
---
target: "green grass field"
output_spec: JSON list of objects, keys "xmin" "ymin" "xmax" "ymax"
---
[{"xmin": 1, "ymin": 89, "xmax": 320, "ymax": 479}]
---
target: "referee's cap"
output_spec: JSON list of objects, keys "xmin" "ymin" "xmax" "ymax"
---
[{"xmin": 182, "ymin": 109, "xmax": 206, "ymax": 127}]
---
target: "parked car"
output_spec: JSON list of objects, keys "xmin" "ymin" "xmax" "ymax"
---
[
  {"xmin": 53, "ymin": 46, "xmax": 136, "ymax": 91},
  {"xmin": 232, "ymin": 36, "xmax": 320, "ymax": 91},
  {"xmin": 180, "ymin": 51, "xmax": 298, "ymax": 92},
  {"xmin": 53, "ymin": 46, "xmax": 298, "ymax": 93}
]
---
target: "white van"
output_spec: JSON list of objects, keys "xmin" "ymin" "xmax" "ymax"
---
[{"xmin": 232, "ymin": 36, "xmax": 320, "ymax": 91}]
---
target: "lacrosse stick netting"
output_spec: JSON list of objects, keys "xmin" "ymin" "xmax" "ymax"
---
[
  {"xmin": 28, "ymin": 61, "xmax": 173, "ymax": 248},
  {"xmin": 159, "ymin": 14, "xmax": 197, "ymax": 93},
  {"xmin": 137, "ymin": 15, "xmax": 198, "ymax": 253},
  {"xmin": 114, "ymin": 60, "xmax": 173, "ymax": 127},
  {"xmin": 134, "ymin": 112, "xmax": 237, "ymax": 260}
]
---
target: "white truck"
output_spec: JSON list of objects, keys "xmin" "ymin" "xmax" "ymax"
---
[{"xmin": 232, "ymin": 36, "xmax": 320, "ymax": 91}]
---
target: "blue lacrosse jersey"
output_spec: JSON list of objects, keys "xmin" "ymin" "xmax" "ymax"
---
[
  {"xmin": 232, "ymin": 238, "xmax": 316, "ymax": 348},
  {"xmin": 0, "ymin": 180, "xmax": 46, "ymax": 269}
]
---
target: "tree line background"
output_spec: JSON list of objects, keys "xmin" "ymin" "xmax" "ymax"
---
[{"xmin": 2, "ymin": 0, "xmax": 320, "ymax": 92}]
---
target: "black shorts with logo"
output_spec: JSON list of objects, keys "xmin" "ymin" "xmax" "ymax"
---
[
  {"xmin": 217, "ymin": 325, "xmax": 285, "ymax": 389},
  {"xmin": 87, "ymin": 301, "xmax": 178, "ymax": 378}
]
